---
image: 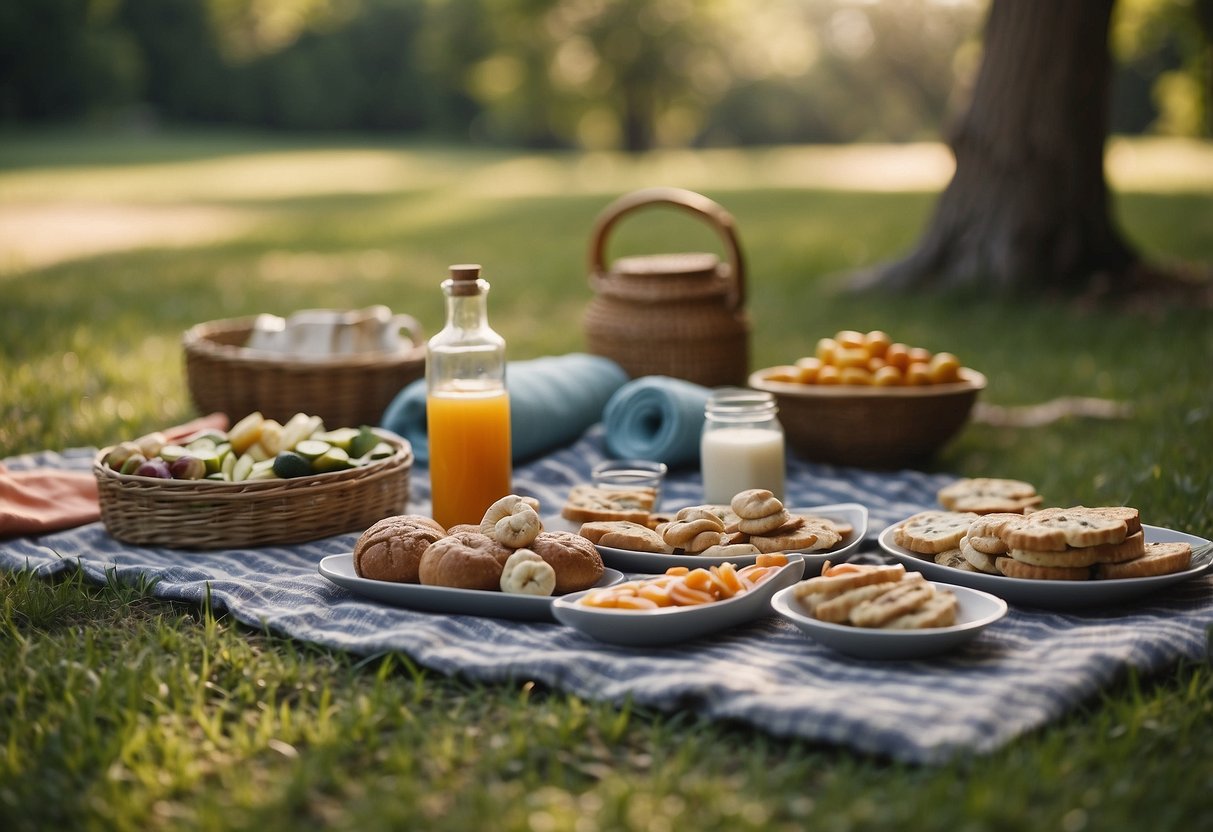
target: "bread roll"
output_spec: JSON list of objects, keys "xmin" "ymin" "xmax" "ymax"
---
[
  {"xmin": 528, "ymin": 531, "xmax": 605, "ymax": 594},
  {"xmin": 418, "ymin": 532, "xmax": 514, "ymax": 591},
  {"xmin": 353, "ymin": 515, "xmax": 446, "ymax": 583}
]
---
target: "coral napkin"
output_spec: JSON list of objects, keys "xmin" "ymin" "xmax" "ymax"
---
[{"xmin": 0, "ymin": 413, "xmax": 228, "ymax": 539}]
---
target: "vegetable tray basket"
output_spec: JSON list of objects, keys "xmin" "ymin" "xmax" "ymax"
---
[{"xmin": 93, "ymin": 436, "xmax": 413, "ymax": 549}]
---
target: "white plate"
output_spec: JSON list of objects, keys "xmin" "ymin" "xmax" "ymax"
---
[
  {"xmin": 591, "ymin": 503, "xmax": 868, "ymax": 575},
  {"xmin": 551, "ymin": 559, "xmax": 806, "ymax": 646},
  {"xmin": 318, "ymin": 554, "xmax": 625, "ymax": 622},
  {"xmin": 877, "ymin": 522, "xmax": 1213, "ymax": 609},
  {"xmin": 771, "ymin": 581, "xmax": 1008, "ymax": 660}
]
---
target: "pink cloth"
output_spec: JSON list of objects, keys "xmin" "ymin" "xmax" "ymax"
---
[{"xmin": 0, "ymin": 413, "xmax": 229, "ymax": 539}]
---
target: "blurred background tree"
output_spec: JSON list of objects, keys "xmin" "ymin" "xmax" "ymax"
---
[{"xmin": 2, "ymin": 0, "xmax": 1209, "ymax": 148}]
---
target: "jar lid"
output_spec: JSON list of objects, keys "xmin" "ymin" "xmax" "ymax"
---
[{"xmin": 705, "ymin": 388, "xmax": 777, "ymax": 417}]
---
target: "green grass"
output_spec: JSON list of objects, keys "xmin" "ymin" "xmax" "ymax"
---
[{"xmin": 2, "ymin": 129, "xmax": 1212, "ymax": 830}]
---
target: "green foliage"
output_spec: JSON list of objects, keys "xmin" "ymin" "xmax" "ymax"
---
[{"xmin": 3, "ymin": 0, "xmax": 1210, "ymax": 145}]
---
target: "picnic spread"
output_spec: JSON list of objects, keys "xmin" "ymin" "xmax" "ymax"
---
[{"xmin": 4, "ymin": 188, "xmax": 1211, "ymax": 765}]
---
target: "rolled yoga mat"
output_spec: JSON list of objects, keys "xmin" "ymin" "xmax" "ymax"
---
[
  {"xmin": 601, "ymin": 376, "xmax": 713, "ymax": 468},
  {"xmin": 380, "ymin": 353, "xmax": 629, "ymax": 464}
]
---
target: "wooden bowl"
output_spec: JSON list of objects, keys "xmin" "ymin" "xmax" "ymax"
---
[{"xmin": 748, "ymin": 367, "xmax": 986, "ymax": 469}]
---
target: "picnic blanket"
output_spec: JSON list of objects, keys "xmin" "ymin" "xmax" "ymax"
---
[{"xmin": 3, "ymin": 431, "xmax": 1211, "ymax": 765}]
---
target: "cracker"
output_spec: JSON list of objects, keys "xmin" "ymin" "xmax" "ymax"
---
[
  {"xmin": 938, "ymin": 478, "xmax": 1042, "ymax": 514},
  {"xmin": 894, "ymin": 510, "xmax": 980, "ymax": 554},
  {"xmin": 884, "ymin": 589, "xmax": 959, "ymax": 629},
  {"xmin": 849, "ymin": 580, "xmax": 936, "ymax": 628},
  {"xmin": 811, "ymin": 577, "xmax": 921, "ymax": 623},
  {"xmin": 561, "ymin": 484, "xmax": 655, "ymax": 524},
  {"xmin": 1095, "ymin": 541, "xmax": 1192, "ymax": 579},
  {"xmin": 995, "ymin": 556, "xmax": 1090, "ymax": 581},
  {"xmin": 792, "ymin": 563, "xmax": 905, "ymax": 598}
]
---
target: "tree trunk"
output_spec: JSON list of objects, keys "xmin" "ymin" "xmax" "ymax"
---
[{"xmin": 852, "ymin": 0, "xmax": 1138, "ymax": 293}]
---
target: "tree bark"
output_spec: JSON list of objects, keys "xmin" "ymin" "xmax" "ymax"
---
[{"xmin": 852, "ymin": 0, "xmax": 1139, "ymax": 293}]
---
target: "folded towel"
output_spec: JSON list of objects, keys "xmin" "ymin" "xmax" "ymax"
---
[
  {"xmin": 0, "ymin": 413, "xmax": 230, "ymax": 539},
  {"xmin": 380, "ymin": 353, "xmax": 629, "ymax": 464},
  {"xmin": 602, "ymin": 376, "xmax": 712, "ymax": 468}
]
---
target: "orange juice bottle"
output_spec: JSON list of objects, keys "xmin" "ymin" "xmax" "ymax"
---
[{"xmin": 426, "ymin": 264, "xmax": 512, "ymax": 529}]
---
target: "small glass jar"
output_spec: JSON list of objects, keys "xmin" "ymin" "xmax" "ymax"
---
[{"xmin": 700, "ymin": 388, "xmax": 785, "ymax": 504}]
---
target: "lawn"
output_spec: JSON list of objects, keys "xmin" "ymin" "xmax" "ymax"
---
[{"xmin": 1, "ymin": 128, "xmax": 1211, "ymax": 831}]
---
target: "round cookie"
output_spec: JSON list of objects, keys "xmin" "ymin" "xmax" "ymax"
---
[
  {"xmin": 737, "ymin": 509, "xmax": 794, "ymax": 536},
  {"xmin": 1002, "ymin": 507, "xmax": 1129, "ymax": 551},
  {"xmin": 750, "ymin": 518, "xmax": 821, "ymax": 553},
  {"xmin": 527, "ymin": 531, "xmax": 606, "ymax": 594},
  {"xmin": 418, "ymin": 532, "xmax": 514, "ymax": 591},
  {"xmin": 353, "ymin": 515, "xmax": 447, "ymax": 583},
  {"xmin": 1095, "ymin": 541, "xmax": 1192, "ymax": 579},
  {"xmin": 937, "ymin": 478, "xmax": 1041, "ymax": 514},
  {"xmin": 1007, "ymin": 531, "xmax": 1147, "ymax": 569},
  {"xmin": 995, "ymin": 555, "xmax": 1090, "ymax": 581},
  {"xmin": 894, "ymin": 510, "xmax": 979, "ymax": 555},
  {"xmin": 730, "ymin": 489, "xmax": 784, "ymax": 520}
]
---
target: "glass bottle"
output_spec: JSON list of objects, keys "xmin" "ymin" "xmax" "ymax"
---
[
  {"xmin": 700, "ymin": 388, "xmax": 785, "ymax": 504},
  {"xmin": 426, "ymin": 264, "xmax": 512, "ymax": 528}
]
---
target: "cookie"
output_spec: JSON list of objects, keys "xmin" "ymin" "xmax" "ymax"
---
[
  {"xmin": 698, "ymin": 543, "xmax": 762, "ymax": 558},
  {"xmin": 884, "ymin": 589, "xmax": 959, "ymax": 630},
  {"xmin": 849, "ymin": 580, "xmax": 937, "ymax": 628},
  {"xmin": 588, "ymin": 523, "xmax": 673, "ymax": 554},
  {"xmin": 1001, "ymin": 507, "xmax": 1129, "ymax": 551},
  {"xmin": 1095, "ymin": 542, "xmax": 1192, "ymax": 579},
  {"xmin": 578, "ymin": 520, "xmax": 648, "ymax": 544},
  {"xmin": 787, "ymin": 515, "xmax": 844, "ymax": 551},
  {"xmin": 561, "ymin": 484, "xmax": 655, "ymax": 524},
  {"xmin": 938, "ymin": 478, "xmax": 1042, "ymax": 514},
  {"xmin": 995, "ymin": 556, "xmax": 1090, "ymax": 581},
  {"xmin": 966, "ymin": 513, "xmax": 1027, "ymax": 554},
  {"xmin": 934, "ymin": 547, "xmax": 976, "ymax": 570},
  {"xmin": 737, "ymin": 509, "xmax": 794, "ymax": 536},
  {"xmin": 894, "ymin": 510, "xmax": 980, "ymax": 555},
  {"xmin": 749, "ymin": 518, "xmax": 820, "ymax": 553},
  {"xmin": 1006, "ymin": 531, "xmax": 1146, "ymax": 569},
  {"xmin": 960, "ymin": 537, "xmax": 1000, "ymax": 574},
  {"xmin": 730, "ymin": 489, "xmax": 784, "ymax": 520}
]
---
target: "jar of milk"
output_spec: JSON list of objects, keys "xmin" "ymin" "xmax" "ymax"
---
[{"xmin": 700, "ymin": 389, "xmax": 786, "ymax": 504}]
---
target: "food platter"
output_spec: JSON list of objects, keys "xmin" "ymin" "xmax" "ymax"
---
[
  {"xmin": 318, "ymin": 554, "xmax": 624, "ymax": 622},
  {"xmin": 551, "ymin": 559, "xmax": 805, "ymax": 646},
  {"xmin": 877, "ymin": 522, "xmax": 1213, "ymax": 609},
  {"xmin": 770, "ymin": 581, "xmax": 1008, "ymax": 660},
  {"xmin": 591, "ymin": 503, "xmax": 868, "ymax": 574}
]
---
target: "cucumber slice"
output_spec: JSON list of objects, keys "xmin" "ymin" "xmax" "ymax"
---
[
  {"xmin": 312, "ymin": 447, "xmax": 353, "ymax": 473},
  {"xmin": 293, "ymin": 439, "xmax": 332, "ymax": 460}
]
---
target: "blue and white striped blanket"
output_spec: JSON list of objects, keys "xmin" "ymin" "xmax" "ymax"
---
[{"xmin": 3, "ymin": 430, "xmax": 1211, "ymax": 764}]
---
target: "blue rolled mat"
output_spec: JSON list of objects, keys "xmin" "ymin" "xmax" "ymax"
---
[
  {"xmin": 602, "ymin": 376, "xmax": 713, "ymax": 468},
  {"xmin": 380, "ymin": 353, "xmax": 629, "ymax": 464}
]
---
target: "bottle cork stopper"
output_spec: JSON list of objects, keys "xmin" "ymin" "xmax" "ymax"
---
[{"xmin": 446, "ymin": 263, "xmax": 482, "ymax": 295}]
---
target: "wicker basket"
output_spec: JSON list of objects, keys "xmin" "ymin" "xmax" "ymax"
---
[
  {"xmin": 183, "ymin": 317, "xmax": 425, "ymax": 428},
  {"xmin": 583, "ymin": 188, "xmax": 750, "ymax": 387},
  {"xmin": 93, "ymin": 436, "xmax": 413, "ymax": 549},
  {"xmin": 749, "ymin": 368, "xmax": 987, "ymax": 469}
]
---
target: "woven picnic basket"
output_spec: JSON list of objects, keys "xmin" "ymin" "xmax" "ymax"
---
[
  {"xmin": 93, "ymin": 434, "xmax": 413, "ymax": 549},
  {"xmin": 183, "ymin": 317, "xmax": 425, "ymax": 429},
  {"xmin": 583, "ymin": 187, "xmax": 750, "ymax": 387}
]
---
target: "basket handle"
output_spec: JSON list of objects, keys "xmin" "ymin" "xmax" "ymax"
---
[{"xmin": 588, "ymin": 187, "xmax": 746, "ymax": 311}]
